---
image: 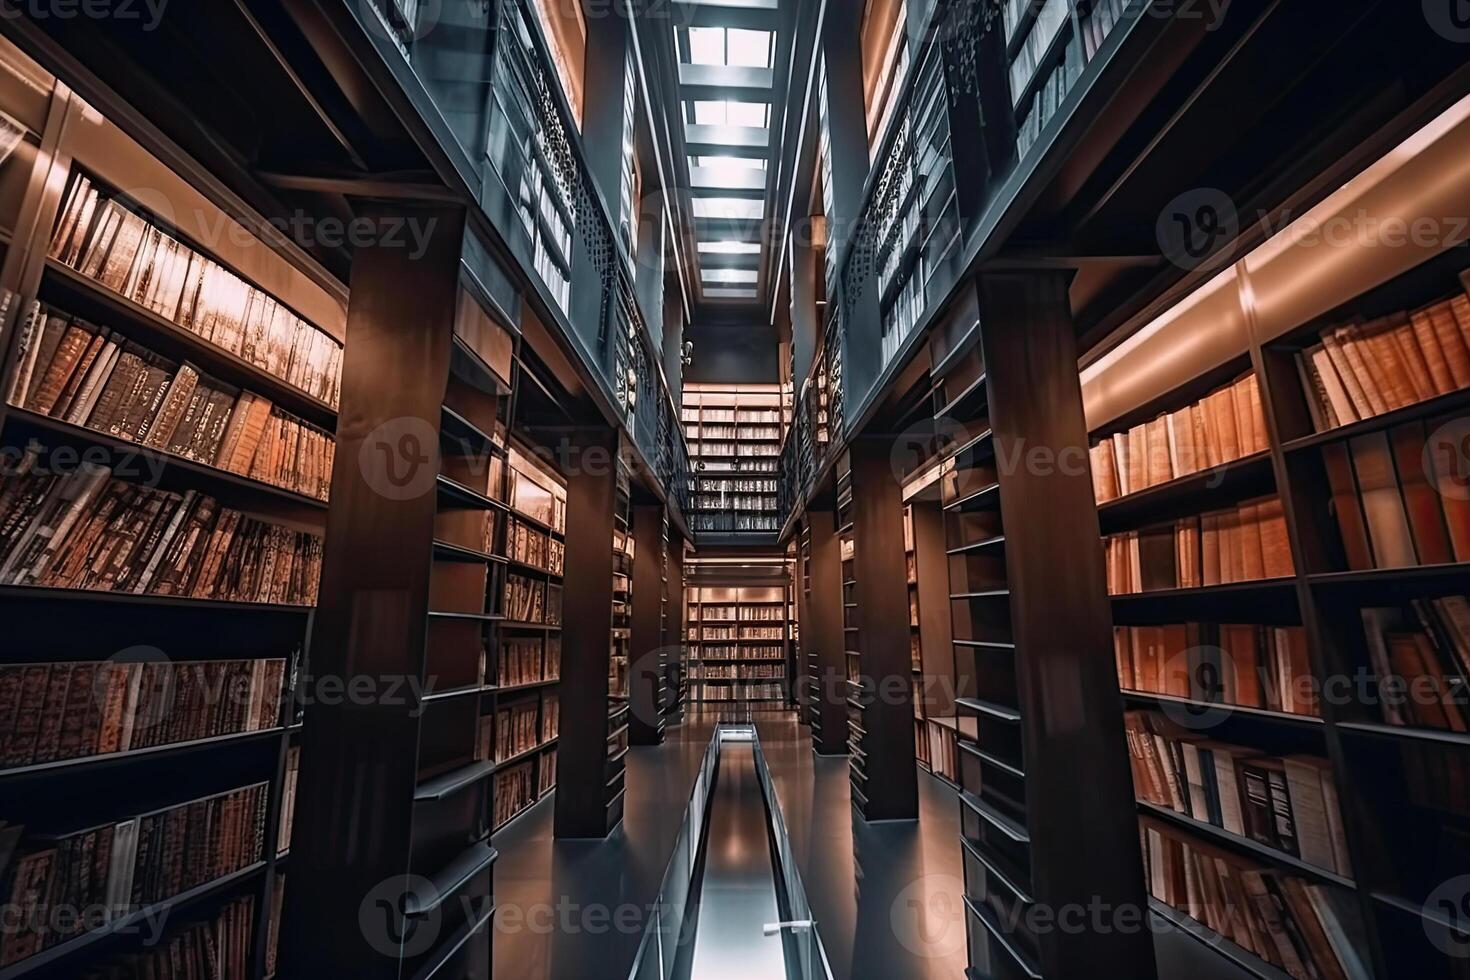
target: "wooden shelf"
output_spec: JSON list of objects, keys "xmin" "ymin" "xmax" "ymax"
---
[
  {"xmin": 1136, "ymin": 800, "xmax": 1354, "ymax": 888},
  {"xmin": 0, "ymin": 727, "xmax": 284, "ymax": 781},
  {"xmin": 1095, "ymin": 451, "xmax": 1275, "ymax": 535}
]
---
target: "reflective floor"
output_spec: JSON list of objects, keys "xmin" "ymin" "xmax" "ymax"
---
[{"xmin": 491, "ymin": 708, "xmax": 968, "ymax": 980}]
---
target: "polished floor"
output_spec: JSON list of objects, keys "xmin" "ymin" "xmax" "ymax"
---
[{"xmin": 491, "ymin": 707, "xmax": 968, "ymax": 980}]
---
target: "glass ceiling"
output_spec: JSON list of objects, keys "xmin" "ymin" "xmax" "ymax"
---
[{"xmin": 675, "ymin": 16, "xmax": 779, "ymax": 304}]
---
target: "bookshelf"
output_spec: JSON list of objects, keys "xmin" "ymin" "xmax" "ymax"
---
[
  {"xmin": 607, "ymin": 462, "xmax": 633, "ymax": 817},
  {"xmin": 0, "ymin": 37, "xmax": 337, "ymax": 980},
  {"xmin": 629, "ymin": 501, "xmax": 666, "ymax": 745},
  {"xmin": 682, "ymin": 382, "xmax": 785, "ymax": 535},
  {"xmin": 1075, "ymin": 89, "xmax": 1470, "ymax": 978},
  {"xmin": 491, "ymin": 445, "xmax": 566, "ymax": 831},
  {"xmin": 928, "ymin": 276, "xmax": 1155, "ymax": 978},
  {"xmin": 901, "ymin": 474, "xmax": 960, "ymax": 786},
  {"xmin": 685, "ymin": 582, "xmax": 789, "ymax": 705},
  {"xmin": 663, "ymin": 532, "xmax": 688, "ymax": 722},
  {"xmin": 799, "ymin": 521, "xmax": 819, "ymax": 730}
]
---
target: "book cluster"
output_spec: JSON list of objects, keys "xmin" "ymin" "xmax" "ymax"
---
[
  {"xmin": 1141, "ymin": 819, "xmax": 1369, "ymax": 979},
  {"xmin": 0, "ymin": 782, "xmax": 267, "ymax": 965},
  {"xmin": 0, "ymin": 459, "xmax": 323, "ymax": 604},
  {"xmin": 504, "ymin": 573, "xmax": 562, "ymax": 625},
  {"xmin": 1324, "ymin": 422, "xmax": 1470, "ymax": 571},
  {"xmin": 50, "ymin": 174, "xmax": 342, "ymax": 406},
  {"xmin": 1092, "ymin": 374, "xmax": 1268, "ymax": 503},
  {"xmin": 493, "ymin": 701, "xmax": 539, "ymax": 762},
  {"xmin": 83, "ymin": 894, "xmax": 257, "ymax": 980},
  {"xmin": 0, "ymin": 657, "xmax": 286, "ymax": 769},
  {"xmin": 493, "ymin": 762, "xmax": 536, "ymax": 826},
  {"xmin": 1114, "ymin": 624, "xmax": 1317, "ymax": 716},
  {"xmin": 541, "ymin": 693, "xmax": 559, "ymax": 742},
  {"xmin": 1126, "ymin": 712, "xmax": 1351, "ymax": 875},
  {"xmin": 9, "ymin": 306, "xmax": 334, "ymax": 500},
  {"xmin": 538, "ymin": 749, "xmax": 557, "ymax": 795},
  {"xmin": 1361, "ymin": 596, "xmax": 1470, "ymax": 731},
  {"xmin": 1295, "ymin": 291, "xmax": 1470, "ymax": 430},
  {"xmin": 506, "ymin": 516, "xmax": 564, "ymax": 573},
  {"xmin": 1105, "ymin": 497, "xmax": 1294, "ymax": 594},
  {"xmin": 498, "ymin": 637, "xmax": 548, "ymax": 687}
]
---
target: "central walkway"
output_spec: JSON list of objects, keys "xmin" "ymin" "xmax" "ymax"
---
[{"xmin": 491, "ymin": 707, "xmax": 968, "ymax": 980}]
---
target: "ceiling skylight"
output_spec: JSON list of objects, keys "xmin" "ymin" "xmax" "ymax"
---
[
  {"xmin": 691, "ymin": 100, "xmax": 770, "ymax": 128},
  {"xmin": 692, "ymin": 197, "xmax": 764, "ymax": 220},
  {"xmin": 702, "ymin": 268, "xmax": 760, "ymax": 284},
  {"xmin": 698, "ymin": 240, "xmax": 762, "ymax": 255},
  {"xmin": 684, "ymin": 27, "xmax": 773, "ymax": 69}
]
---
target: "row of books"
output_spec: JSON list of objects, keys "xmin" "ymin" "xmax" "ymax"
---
[
  {"xmin": 50, "ymin": 173, "xmax": 343, "ymax": 406},
  {"xmin": 1114, "ymin": 624, "xmax": 1317, "ymax": 716},
  {"xmin": 9, "ymin": 307, "xmax": 335, "ymax": 500},
  {"xmin": 0, "ymin": 459, "xmax": 323, "ymax": 603},
  {"xmin": 1325, "ymin": 422, "xmax": 1470, "ymax": 570},
  {"xmin": 0, "ymin": 657, "xmax": 287, "ymax": 769},
  {"xmin": 1104, "ymin": 497, "xmax": 1294, "ymax": 594},
  {"xmin": 492, "ymin": 702, "xmax": 540, "ymax": 762},
  {"xmin": 691, "ymin": 665, "xmax": 784, "ymax": 679},
  {"xmin": 697, "ymin": 645, "xmax": 783, "ymax": 661},
  {"xmin": 737, "ymin": 626, "xmax": 783, "ymax": 640},
  {"xmin": 692, "ymin": 478, "xmax": 776, "ymax": 494},
  {"xmin": 506, "ymin": 516, "xmax": 564, "ymax": 574},
  {"xmin": 499, "ymin": 637, "xmax": 559, "ymax": 687},
  {"xmin": 538, "ymin": 749, "xmax": 557, "ymax": 795},
  {"xmin": 1092, "ymin": 374, "xmax": 1268, "ymax": 504},
  {"xmin": 0, "ymin": 782, "xmax": 267, "ymax": 964},
  {"xmin": 1295, "ymin": 290, "xmax": 1470, "ymax": 431},
  {"xmin": 1141, "ymin": 820, "xmax": 1370, "ymax": 980},
  {"xmin": 696, "ymin": 682, "xmax": 784, "ymax": 701},
  {"xmin": 1362, "ymin": 596, "xmax": 1470, "ymax": 731},
  {"xmin": 278, "ymin": 745, "xmax": 300, "ymax": 856},
  {"xmin": 79, "ymin": 894, "xmax": 257, "ymax": 980},
  {"xmin": 690, "ymin": 604, "xmax": 738, "ymax": 620},
  {"xmin": 503, "ymin": 574, "xmax": 562, "ymax": 625},
  {"xmin": 541, "ymin": 693, "xmax": 559, "ymax": 742},
  {"xmin": 1126, "ymin": 712, "xmax": 1351, "ymax": 876},
  {"xmin": 266, "ymin": 876, "xmax": 285, "ymax": 979},
  {"xmin": 493, "ymin": 761, "xmax": 537, "ymax": 827}
]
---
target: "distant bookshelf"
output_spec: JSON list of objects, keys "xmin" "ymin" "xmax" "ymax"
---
[
  {"xmin": 685, "ymin": 581, "xmax": 790, "ymax": 704},
  {"xmin": 683, "ymin": 383, "xmax": 786, "ymax": 534}
]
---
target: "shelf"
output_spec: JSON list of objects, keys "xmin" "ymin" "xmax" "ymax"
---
[
  {"xmin": 946, "ymin": 534, "xmax": 1006, "ymax": 555},
  {"xmin": 426, "ymin": 609, "xmax": 504, "ymax": 623},
  {"xmin": 958, "ymin": 789, "xmax": 1029, "ymax": 843},
  {"xmin": 1121, "ymin": 691, "xmax": 1324, "ymax": 728},
  {"xmin": 439, "ymin": 404, "xmax": 503, "ymax": 456},
  {"xmin": 956, "ymin": 697, "xmax": 1022, "ymax": 723},
  {"xmin": 963, "ymin": 895, "xmax": 1042, "ymax": 980},
  {"xmin": 1306, "ymin": 561, "xmax": 1470, "ymax": 598},
  {"xmin": 942, "ymin": 482, "xmax": 1001, "ymax": 512},
  {"xmin": 1280, "ymin": 384, "xmax": 1470, "ymax": 455},
  {"xmin": 40, "ymin": 259, "xmax": 337, "ymax": 428},
  {"xmin": 493, "ymin": 677, "xmax": 560, "ymax": 695},
  {"xmin": 436, "ymin": 475, "xmax": 508, "ymax": 512},
  {"xmin": 4, "ymin": 408, "xmax": 330, "ymax": 511},
  {"xmin": 0, "ymin": 727, "xmax": 284, "ymax": 780},
  {"xmin": 954, "ymin": 638, "xmax": 1016, "ymax": 651},
  {"xmin": 1136, "ymin": 800, "xmax": 1353, "ymax": 888},
  {"xmin": 0, "ymin": 861, "xmax": 266, "ymax": 980},
  {"xmin": 403, "ymin": 841, "xmax": 497, "ymax": 917},
  {"xmin": 415, "ymin": 760, "xmax": 497, "ymax": 801},
  {"xmin": 1110, "ymin": 578, "xmax": 1298, "ymax": 604},
  {"xmin": 1336, "ymin": 718, "xmax": 1470, "ymax": 748},
  {"xmin": 504, "ymin": 556, "xmax": 564, "ymax": 578},
  {"xmin": 1147, "ymin": 899, "xmax": 1294, "ymax": 980},
  {"xmin": 495, "ymin": 737, "xmax": 559, "ymax": 770},
  {"xmin": 501, "ymin": 620, "xmax": 561, "ymax": 631},
  {"xmin": 1095, "ymin": 451, "xmax": 1275, "ymax": 535},
  {"xmin": 432, "ymin": 540, "xmax": 504, "ymax": 564},
  {"xmin": 506, "ymin": 506, "xmax": 565, "ymax": 538},
  {"xmin": 0, "ymin": 583, "xmax": 311, "ymax": 614}
]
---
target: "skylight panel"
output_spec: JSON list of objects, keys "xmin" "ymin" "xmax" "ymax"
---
[
  {"xmin": 693, "ymin": 197, "xmax": 764, "ymax": 220},
  {"xmin": 703, "ymin": 268, "xmax": 760, "ymax": 284},
  {"xmin": 728, "ymin": 29, "xmax": 773, "ymax": 69},
  {"xmin": 688, "ymin": 27, "xmax": 726, "ymax": 65},
  {"xmin": 699, "ymin": 241, "xmax": 762, "ymax": 254}
]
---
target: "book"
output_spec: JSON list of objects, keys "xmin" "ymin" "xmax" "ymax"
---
[
  {"xmin": 1105, "ymin": 496, "xmax": 1293, "ymax": 594},
  {"xmin": 1092, "ymin": 373, "xmax": 1269, "ymax": 503},
  {"xmin": 49, "ymin": 171, "xmax": 343, "ymax": 406}
]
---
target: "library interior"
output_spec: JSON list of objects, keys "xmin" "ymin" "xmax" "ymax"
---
[{"xmin": 1, "ymin": 1, "xmax": 1470, "ymax": 978}]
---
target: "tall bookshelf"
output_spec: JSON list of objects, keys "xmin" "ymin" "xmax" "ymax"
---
[
  {"xmin": 682, "ymin": 382, "xmax": 784, "ymax": 535},
  {"xmin": 799, "ymin": 522, "xmax": 819, "ymax": 729},
  {"xmin": 607, "ymin": 462, "xmax": 633, "ymax": 817},
  {"xmin": 928, "ymin": 277, "xmax": 1156, "ymax": 979},
  {"xmin": 685, "ymin": 583, "xmax": 788, "ymax": 705},
  {"xmin": 0, "ymin": 38, "xmax": 339, "ymax": 980},
  {"xmin": 491, "ymin": 445, "xmax": 566, "ymax": 830},
  {"xmin": 1078, "ymin": 92, "xmax": 1470, "ymax": 979}
]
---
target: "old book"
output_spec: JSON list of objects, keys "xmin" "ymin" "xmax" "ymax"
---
[
  {"xmin": 1360, "ymin": 316, "xmax": 1416, "ymax": 410},
  {"xmin": 1146, "ymin": 416, "xmax": 1172, "ymax": 487},
  {"xmin": 1171, "ymin": 405, "xmax": 1200, "ymax": 475},
  {"xmin": 29, "ymin": 321, "xmax": 92, "ymax": 416},
  {"xmin": 1296, "ymin": 349, "xmax": 1330, "ymax": 432},
  {"xmin": 141, "ymin": 363, "xmax": 200, "ymax": 451},
  {"xmin": 1258, "ymin": 497, "xmax": 1294, "ymax": 579},
  {"xmin": 1278, "ymin": 877, "xmax": 1350, "ymax": 980},
  {"xmin": 1209, "ymin": 386, "xmax": 1240, "ymax": 465},
  {"xmin": 1423, "ymin": 415, "xmax": 1470, "ymax": 562},
  {"xmin": 1325, "ymin": 326, "xmax": 1379, "ymax": 417},
  {"xmin": 1321, "ymin": 441, "xmax": 1374, "ymax": 571},
  {"xmin": 1389, "ymin": 421, "xmax": 1454, "ymax": 566},
  {"xmin": 1349, "ymin": 431, "xmax": 1418, "ymax": 568},
  {"xmin": 1309, "ymin": 344, "xmax": 1356, "ymax": 428},
  {"xmin": 60, "ymin": 336, "xmax": 120, "ymax": 425},
  {"xmin": 1409, "ymin": 307, "xmax": 1456, "ymax": 396},
  {"xmin": 49, "ymin": 326, "xmax": 110, "ymax": 421},
  {"xmin": 1386, "ymin": 311, "xmax": 1436, "ymax": 403},
  {"xmin": 1282, "ymin": 756, "xmax": 1338, "ymax": 873},
  {"xmin": 1238, "ymin": 501, "xmax": 1267, "ymax": 581},
  {"xmin": 1112, "ymin": 432, "xmax": 1130, "ymax": 495},
  {"xmin": 1200, "ymin": 512, "xmax": 1222, "ymax": 586},
  {"xmin": 1347, "ymin": 321, "xmax": 1399, "ymax": 414},
  {"xmin": 1128, "ymin": 424, "xmax": 1147, "ymax": 495},
  {"xmin": 1448, "ymin": 295, "xmax": 1470, "ymax": 387}
]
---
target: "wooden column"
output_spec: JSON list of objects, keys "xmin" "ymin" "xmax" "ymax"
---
[
  {"xmin": 554, "ymin": 427, "xmax": 619, "ymax": 838},
  {"xmin": 849, "ymin": 436, "xmax": 919, "ymax": 820},
  {"xmin": 283, "ymin": 204, "xmax": 466, "ymax": 978},
  {"xmin": 977, "ymin": 270, "xmax": 1157, "ymax": 978},
  {"xmin": 629, "ymin": 502, "xmax": 665, "ymax": 745},
  {"xmin": 807, "ymin": 508, "xmax": 849, "ymax": 755}
]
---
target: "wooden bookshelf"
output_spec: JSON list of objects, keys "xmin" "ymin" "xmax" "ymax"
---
[
  {"xmin": 682, "ymin": 382, "xmax": 785, "ymax": 534},
  {"xmin": 685, "ymin": 582, "xmax": 789, "ymax": 705},
  {"xmin": 929, "ymin": 276, "xmax": 1155, "ymax": 978},
  {"xmin": 1077, "ymin": 92, "xmax": 1470, "ymax": 977},
  {"xmin": 0, "ymin": 37, "xmax": 337, "ymax": 979}
]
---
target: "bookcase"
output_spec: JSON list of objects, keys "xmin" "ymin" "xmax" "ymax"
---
[
  {"xmin": 928, "ymin": 276, "xmax": 1155, "ymax": 979},
  {"xmin": 629, "ymin": 501, "xmax": 666, "ymax": 745},
  {"xmin": 685, "ymin": 583, "xmax": 789, "ymax": 705},
  {"xmin": 1077, "ymin": 90, "xmax": 1470, "ymax": 979},
  {"xmin": 662, "ymin": 532, "xmax": 688, "ymax": 723},
  {"xmin": 799, "ymin": 522, "xmax": 819, "ymax": 729},
  {"xmin": 0, "ymin": 37, "xmax": 340, "ymax": 980},
  {"xmin": 900, "ymin": 482, "xmax": 961, "ymax": 786},
  {"xmin": 682, "ymin": 382, "xmax": 784, "ymax": 535},
  {"xmin": 491, "ymin": 445, "xmax": 566, "ymax": 830}
]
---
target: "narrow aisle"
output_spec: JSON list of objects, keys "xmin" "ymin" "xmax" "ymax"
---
[
  {"xmin": 752, "ymin": 712, "xmax": 969, "ymax": 980},
  {"xmin": 687, "ymin": 738, "xmax": 788, "ymax": 978}
]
